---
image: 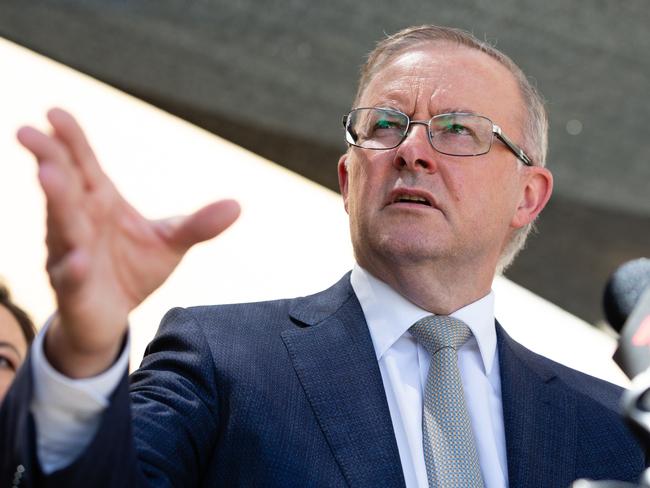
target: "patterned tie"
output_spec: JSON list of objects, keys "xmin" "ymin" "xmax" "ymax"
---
[{"xmin": 409, "ymin": 315, "xmax": 484, "ymax": 488}]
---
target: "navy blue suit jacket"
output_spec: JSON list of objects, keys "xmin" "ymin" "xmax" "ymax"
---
[{"xmin": 1, "ymin": 274, "xmax": 645, "ymax": 487}]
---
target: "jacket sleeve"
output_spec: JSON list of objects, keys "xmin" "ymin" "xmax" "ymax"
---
[{"xmin": 0, "ymin": 306, "xmax": 221, "ymax": 488}]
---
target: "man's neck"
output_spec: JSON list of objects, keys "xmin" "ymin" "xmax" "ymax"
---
[{"xmin": 356, "ymin": 255, "xmax": 495, "ymax": 315}]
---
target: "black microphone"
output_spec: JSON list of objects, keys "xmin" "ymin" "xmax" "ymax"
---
[
  {"xmin": 572, "ymin": 259, "xmax": 650, "ymax": 488},
  {"xmin": 604, "ymin": 258, "xmax": 650, "ymax": 379}
]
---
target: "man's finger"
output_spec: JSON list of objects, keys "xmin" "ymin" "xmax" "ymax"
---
[
  {"xmin": 17, "ymin": 125, "xmax": 74, "ymax": 168},
  {"xmin": 47, "ymin": 108, "xmax": 106, "ymax": 190},
  {"xmin": 39, "ymin": 160, "xmax": 92, "ymax": 259},
  {"xmin": 159, "ymin": 199, "xmax": 241, "ymax": 252},
  {"xmin": 18, "ymin": 127, "xmax": 91, "ymax": 258}
]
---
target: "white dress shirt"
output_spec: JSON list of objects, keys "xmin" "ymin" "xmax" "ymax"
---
[
  {"xmin": 31, "ymin": 268, "xmax": 508, "ymax": 485},
  {"xmin": 350, "ymin": 265, "xmax": 508, "ymax": 488},
  {"xmin": 30, "ymin": 320, "xmax": 128, "ymax": 473}
]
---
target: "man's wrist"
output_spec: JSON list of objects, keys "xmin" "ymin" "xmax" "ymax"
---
[
  {"xmin": 44, "ymin": 314, "xmax": 127, "ymax": 379},
  {"xmin": 30, "ymin": 316, "xmax": 130, "ymax": 474},
  {"xmin": 32, "ymin": 315, "xmax": 130, "ymax": 405}
]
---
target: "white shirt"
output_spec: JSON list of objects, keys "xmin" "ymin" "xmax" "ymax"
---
[
  {"xmin": 31, "ymin": 268, "xmax": 508, "ymax": 486},
  {"xmin": 30, "ymin": 319, "xmax": 129, "ymax": 473},
  {"xmin": 350, "ymin": 265, "xmax": 508, "ymax": 487}
]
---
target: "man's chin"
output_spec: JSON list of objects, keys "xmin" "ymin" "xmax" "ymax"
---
[{"xmin": 365, "ymin": 236, "xmax": 451, "ymax": 266}]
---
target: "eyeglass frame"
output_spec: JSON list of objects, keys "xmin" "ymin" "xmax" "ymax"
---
[{"xmin": 342, "ymin": 107, "xmax": 533, "ymax": 167}]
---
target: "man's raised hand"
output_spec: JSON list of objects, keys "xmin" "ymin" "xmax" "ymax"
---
[{"xmin": 17, "ymin": 108, "xmax": 240, "ymax": 378}]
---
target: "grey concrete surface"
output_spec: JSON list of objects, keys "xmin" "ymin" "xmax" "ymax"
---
[{"xmin": 0, "ymin": 0, "xmax": 648, "ymax": 323}]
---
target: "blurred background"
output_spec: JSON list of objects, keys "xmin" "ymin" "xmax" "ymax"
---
[{"xmin": 0, "ymin": 0, "xmax": 647, "ymax": 326}]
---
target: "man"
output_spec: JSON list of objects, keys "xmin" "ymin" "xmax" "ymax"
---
[{"xmin": 0, "ymin": 25, "xmax": 644, "ymax": 487}]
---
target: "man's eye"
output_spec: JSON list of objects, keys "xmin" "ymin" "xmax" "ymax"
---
[
  {"xmin": 375, "ymin": 119, "xmax": 395, "ymax": 129},
  {"xmin": 374, "ymin": 118, "xmax": 401, "ymax": 130},
  {"xmin": 446, "ymin": 123, "xmax": 471, "ymax": 135}
]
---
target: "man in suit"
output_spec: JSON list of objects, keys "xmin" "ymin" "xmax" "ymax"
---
[{"xmin": 1, "ymin": 25, "xmax": 645, "ymax": 487}]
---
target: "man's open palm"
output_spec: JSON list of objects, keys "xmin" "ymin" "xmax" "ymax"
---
[{"xmin": 17, "ymin": 108, "xmax": 240, "ymax": 377}]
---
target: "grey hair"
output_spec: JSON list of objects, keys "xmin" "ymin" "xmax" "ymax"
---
[{"xmin": 353, "ymin": 25, "xmax": 548, "ymax": 273}]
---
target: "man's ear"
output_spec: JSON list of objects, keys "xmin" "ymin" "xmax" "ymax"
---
[
  {"xmin": 511, "ymin": 166, "xmax": 554, "ymax": 229},
  {"xmin": 338, "ymin": 154, "xmax": 350, "ymax": 214}
]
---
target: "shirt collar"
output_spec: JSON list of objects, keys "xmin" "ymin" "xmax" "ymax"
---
[{"xmin": 350, "ymin": 264, "xmax": 497, "ymax": 375}]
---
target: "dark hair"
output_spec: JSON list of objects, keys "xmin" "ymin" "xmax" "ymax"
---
[{"xmin": 0, "ymin": 284, "xmax": 36, "ymax": 345}]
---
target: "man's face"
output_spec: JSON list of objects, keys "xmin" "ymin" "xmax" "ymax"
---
[{"xmin": 339, "ymin": 43, "xmax": 551, "ymax": 288}]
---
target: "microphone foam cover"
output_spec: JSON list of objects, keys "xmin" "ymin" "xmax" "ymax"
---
[{"xmin": 603, "ymin": 257, "xmax": 650, "ymax": 332}]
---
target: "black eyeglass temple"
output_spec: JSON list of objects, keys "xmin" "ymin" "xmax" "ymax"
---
[{"xmin": 495, "ymin": 131, "xmax": 533, "ymax": 166}]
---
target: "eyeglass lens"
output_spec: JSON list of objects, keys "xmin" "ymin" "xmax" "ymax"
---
[{"xmin": 345, "ymin": 108, "xmax": 493, "ymax": 156}]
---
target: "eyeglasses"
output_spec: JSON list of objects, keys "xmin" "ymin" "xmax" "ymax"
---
[{"xmin": 342, "ymin": 107, "xmax": 533, "ymax": 166}]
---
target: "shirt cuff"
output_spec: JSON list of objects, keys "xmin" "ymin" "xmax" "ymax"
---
[{"xmin": 29, "ymin": 316, "xmax": 130, "ymax": 474}]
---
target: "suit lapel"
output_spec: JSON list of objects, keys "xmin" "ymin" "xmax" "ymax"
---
[
  {"xmin": 281, "ymin": 275, "xmax": 406, "ymax": 488},
  {"xmin": 282, "ymin": 278, "xmax": 582, "ymax": 487},
  {"xmin": 497, "ymin": 323, "xmax": 577, "ymax": 487}
]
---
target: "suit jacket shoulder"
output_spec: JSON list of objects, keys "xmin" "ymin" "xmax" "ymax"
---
[
  {"xmin": 1, "ymin": 274, "xmax": 405, "ymax": 488},
  {"xmin": 497, "ymin": 323, "xmax": 645, "ymax": 487}
]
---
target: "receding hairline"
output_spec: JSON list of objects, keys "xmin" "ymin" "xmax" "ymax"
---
[
  {"xmin": 354, "ymin": 40, "xmax": 528, "ymax": 136},
  {"xmin": 353, "ymin": 39, "xmax": 523, "ymax": 106},
  {"xmin": 353, "ymin": 26, "xmax": 529, "ymax": 105}
]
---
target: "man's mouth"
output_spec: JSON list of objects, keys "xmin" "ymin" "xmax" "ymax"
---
[
  {"xmin": 388, "ymin": 189, "xmax": 436, "ymax": 208},
  {"xmin": 393, "ymin": 194, "xmax": 432, "ymax": 206}
]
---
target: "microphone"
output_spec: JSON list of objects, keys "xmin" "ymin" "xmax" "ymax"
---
[
  {"xmin": 571, "ymin": 260, "xmax": 650, "ymax": 487},
  {"xmin": 606, "ymin": 259, "xmax": 650, "ymax": 486},
  {"xmin": 604, "ymin": 258, "xmax": 650, "ymax": 379}
]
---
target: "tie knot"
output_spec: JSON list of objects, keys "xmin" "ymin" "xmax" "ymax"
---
[{"xmin": 409, "ymin": 315, "xmax": 472, "ymax": 354}]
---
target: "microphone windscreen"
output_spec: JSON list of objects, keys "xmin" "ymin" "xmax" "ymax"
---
[{"xmin": 603, "ymin": 258, "xmax": 650, "ymax": 333}]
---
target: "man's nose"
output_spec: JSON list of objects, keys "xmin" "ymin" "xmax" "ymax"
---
[{"xmin": 392, "ymin": 121, "xmax": 438, "ymax": 173}]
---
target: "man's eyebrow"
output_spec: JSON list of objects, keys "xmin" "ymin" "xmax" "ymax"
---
[
  {"xmin": 369, "ymin": 98, "xmax": 408, "ymax": 110},
  {"xmin": 366, "ymin": 89, "xmax": 411, "ymax": 106},
  {"xmin": 0, "ymin": 341, "xmax": 22, "ymax": 358},
  {"xmin": 435, "ymin": 107, "xmax": 479, "ymax": 115}
]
